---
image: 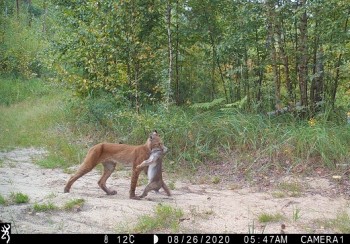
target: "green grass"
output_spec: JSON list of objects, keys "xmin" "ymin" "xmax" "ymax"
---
[
  {"xmin": 258, "ymin": 212, "xmax": 285, "ymax": 223},
  {"xmin": 168, "ymin": 180, "xmax": 176, "ymax": 190},
  {"xmin": 292, "ymin": 206, "xmax": 302, "ymax": 221},
  {"xmin": 0, "ymin": 77, "xmax": 52, "ymax": 106},
  {"xmin": 316, "ymin": 211, "xmax": 350, "ymax": 233},
  {"xmin": 0, "ymin": 77, "xmax": 84, "ymax": 169},
  {"xmin": 73, "ymin": 95, "xmax": 350, "ymax": 174},
  {"xmin": 133, "ymin": 204, "xmax": 184, "ymax": 233},
  {"xmin": 0, "ymin": 194, "xmax": 6, "ymax": 205},
  {"xmin": 1, "ymin": 76, "xmax": 349, "ymax": 176},
  {"xmin": 33, "ymin": 202, "xmax": 59, "ymax": 212},
  {"xmin": 277, "ymin": 181, "xmax": 304, "ymax": 197},
  {"xmin": 212, "ymin": 176, "xmax": 221, "ymax": 184},
  {"xmin": 63, "ymin": 198, "xmax": 85, "ymax": 211},
  {"xmin": 10, "ymin": 192, "xmax": 30, "ymax": 204}
]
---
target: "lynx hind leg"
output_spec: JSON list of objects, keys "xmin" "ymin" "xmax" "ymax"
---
[
  {"xmin": 64, "ymin": 163, "xmax": 94, "ymax": 193},
  {"xmin": 139, "ymin": 182, "xmax": 161, "ymax": 198},
  {"xmin": 98, "ymin": 162, "xmax": 117, "ymax": 195}
]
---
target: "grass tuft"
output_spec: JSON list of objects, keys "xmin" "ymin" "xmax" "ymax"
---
[
  {"xmin": 258, "ymin": 212, "xmax": 285, "ymax": 223},
  {"xmin": 10, "ymin": 192, "xmax": 30, "ymax": 204},
  {"xmin": 0, "ymin": 194, "xmax": 6, "ymax": 205},
  {"xmin": 33, "ymin": 202, "xmax": 59, "ymax": 212},
  {"xmin": 133, "ymin": 204, "xmax": 184, "ymax": 233},
  {"xmin": 63, "ymin": 198, "xmax": 85, "ymax": 211},
  {"xmin": 316, "ymin": 211, "xmax": 350, "ymax": 233},
  {"xmin": 277, "ymin": 181, "xmax": 303, "ymax": 197}
]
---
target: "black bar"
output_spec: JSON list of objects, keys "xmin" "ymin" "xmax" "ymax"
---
[
  {"xmin": 158, "ymin": 234, "xmax": 349, "ymax": 244},
  {"xmin": 11, "ymin": 234, "xmax": 152, "ymax": 243},
  {"xmin": 9, "ymin": 234, "xmax": 350, "ymax": 244}
]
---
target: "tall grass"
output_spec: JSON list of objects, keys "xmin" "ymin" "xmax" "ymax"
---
[
  {"xmin": 0, "ymin": 77, "xmax": 83, "ymax": 168},
  {"xmin": 73, "ymin": 95, "xmax": 350, "ymax": 173},
  {"xmin": 1, "ymin": 77, "xmax": 349, "ymax": 174},
  {"xmin": 0, "ymin": 77, "xmax": 51, "ymax": 106}
]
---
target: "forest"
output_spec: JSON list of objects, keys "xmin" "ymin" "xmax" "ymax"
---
[{"xmin": 1, "ymin": 0, "xmax": 350, "ymax": 170}]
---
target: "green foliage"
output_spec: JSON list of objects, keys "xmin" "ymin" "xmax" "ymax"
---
[
  {"xmin": 0, "ymin": 194, "xmax": 6, "ymax": 205},
  {"xmin": 33, "ymin": 202, "xmax": 59, "ymax": 212},
  {"xmin": 1, "ymin": 0, "xmax": 350, "ymax": 181},
  {"xmin": 1, "ymin": 76, "xmax": 349, "ymax": 174},
  {"xmin": 68, "ymin": 94, "xmax": 350, "ymax": 172},
  {"xmin": 0, "ymin": 77, "xmax": 52, "ymax": 106},
  {"xmin": 1, "ymin": 0, "xmax": 349, "ymax": 114},
  {"xmin": 292, "ymin": 206, "xmax": 302, "ymax": 222},
  {"xmin": 10, "ymin": 192, "xmax": 30, "ymax": 204},
  {"xmin": 258, "ymin": 212, "xmax": 285, "ymax": 223},
  {"xmin": 190, "ymin": 98, "xmax": 226, "ymax": 110},
  {"xmin": 50, "ymin": 0, "xmax": 165, "ymax": 104},
  {"xmin": 317, "ymin": 211, "xmax": 350, "ymax": 233},
  {"xmin": 63, "ymin": 198, "xmax": 85, "ymax": 211},
  {"xmin": 277, "ymin": 181, "xmax": 303, "ymax": 198},
  {"xmin": 0, "ymin": 78, "xmax": 82, "ymax": 169},
  {"xmin": 0, "ymin": 1, "xmax": 48, "ymax": 78},
  {"xmin": 134, "ymin": 204, "xmax": 184, "ymax": 233}
]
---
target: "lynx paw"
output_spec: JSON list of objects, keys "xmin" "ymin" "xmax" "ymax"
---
[
  {"xmin": 130, "ymin": 195, "xmax": 141, "ymax": 200},
  {"xmin": 107, "ymin": 190, "xmax": 117, "ymax": 195}
]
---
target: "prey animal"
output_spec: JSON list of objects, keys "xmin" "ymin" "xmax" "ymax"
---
[{"xmin": 136, "ymin": 145, "xmax": 171, "ymax": 198}]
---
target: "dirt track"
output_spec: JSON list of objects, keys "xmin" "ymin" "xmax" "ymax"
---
[{"xmin": 0, "ymin": 148, "xmax": 349, "ymax": 234}]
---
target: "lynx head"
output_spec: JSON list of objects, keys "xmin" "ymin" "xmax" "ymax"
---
[{"xmin": 147, "ymin": 130, "xmax": 164, "ymax": 150}]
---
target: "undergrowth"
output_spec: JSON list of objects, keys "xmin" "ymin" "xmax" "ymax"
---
[
  {"xmin": 1, "ymin": 77, "xmax": 349, "ymax": 175},
  {"xmin": 72, "ymin": 93, "xmax": 350, "ymax": 174},
  {"xmin": 0, "ymin": 77, "xmax": 84, "ymax": 169}
]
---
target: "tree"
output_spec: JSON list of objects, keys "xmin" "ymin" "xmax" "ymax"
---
[{"xmin": 45, "ymin": 0, "xmax": 349, "ymax": 114}]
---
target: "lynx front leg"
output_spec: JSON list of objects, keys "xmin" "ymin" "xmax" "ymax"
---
[
  {"xmin": 129, "ymin": 168, "xmax": 142, "ymax": 200},
  {"xmin": 98, "ymin": 162, "xmax": 117, "ymax": 195}
]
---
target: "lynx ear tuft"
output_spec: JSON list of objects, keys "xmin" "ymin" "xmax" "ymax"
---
[{"xmin": 149, "ymin": 130, "xmax": 158, "ymax": 140}]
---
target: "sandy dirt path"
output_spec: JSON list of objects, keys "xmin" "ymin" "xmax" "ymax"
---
[{"xmin": 0, "ymin": 148, "xmax": 349, "ymax": 234}]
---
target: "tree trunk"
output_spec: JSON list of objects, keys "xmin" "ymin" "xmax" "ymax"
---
[
  {"xmin": 202, "ymin": 4, "xmax": 228, "ymax": 101},
  {"xmin": 166, "ymin": 0, "xmax": 173, "ymax": 107},
  {"xmin": 254, "ymin": 28, "xmax": 263, "ymax": 105},
  {"xmin": 276, "ymin": 17, "xmax": 293, "ymax": 103},
  {"xmin": 174, "ymin": 0, "xmax": 180, "ymax": 105},
  {"xmin": 134, "ymin": 61, "xmax": 140, "ymax": 114},
  {"xmin": 331, "ymin": 10, "xmax": 349, "ymax": 108},
  {"xmin": 42, "ymin": 1, "xmax": 47, "ymax": 34},
  {"xmin": 243, "ymin": 48, "xmax": 250, "ymax": 109},
  {"xmin": 297, "ymin": 0, "xmax": 308, "ymax": 107},
  {"xmin": 28, "ymin": 0, "xmax": 32, "ymax": 27},
  {"xmin": 16, "ymin": 0, "xmax": 20, "ymax": 19},
  {"xmin": 310, "ymin": 19, "xmax": 323, "ymax": 113},
  {"xmin": 267, "ymin": 1, "xmax": 281, "ymax": 110}
]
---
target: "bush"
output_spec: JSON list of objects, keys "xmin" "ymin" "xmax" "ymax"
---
[{"xmin": 70, "ymin": 95, "xmax": 350, "ymax": 172}]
